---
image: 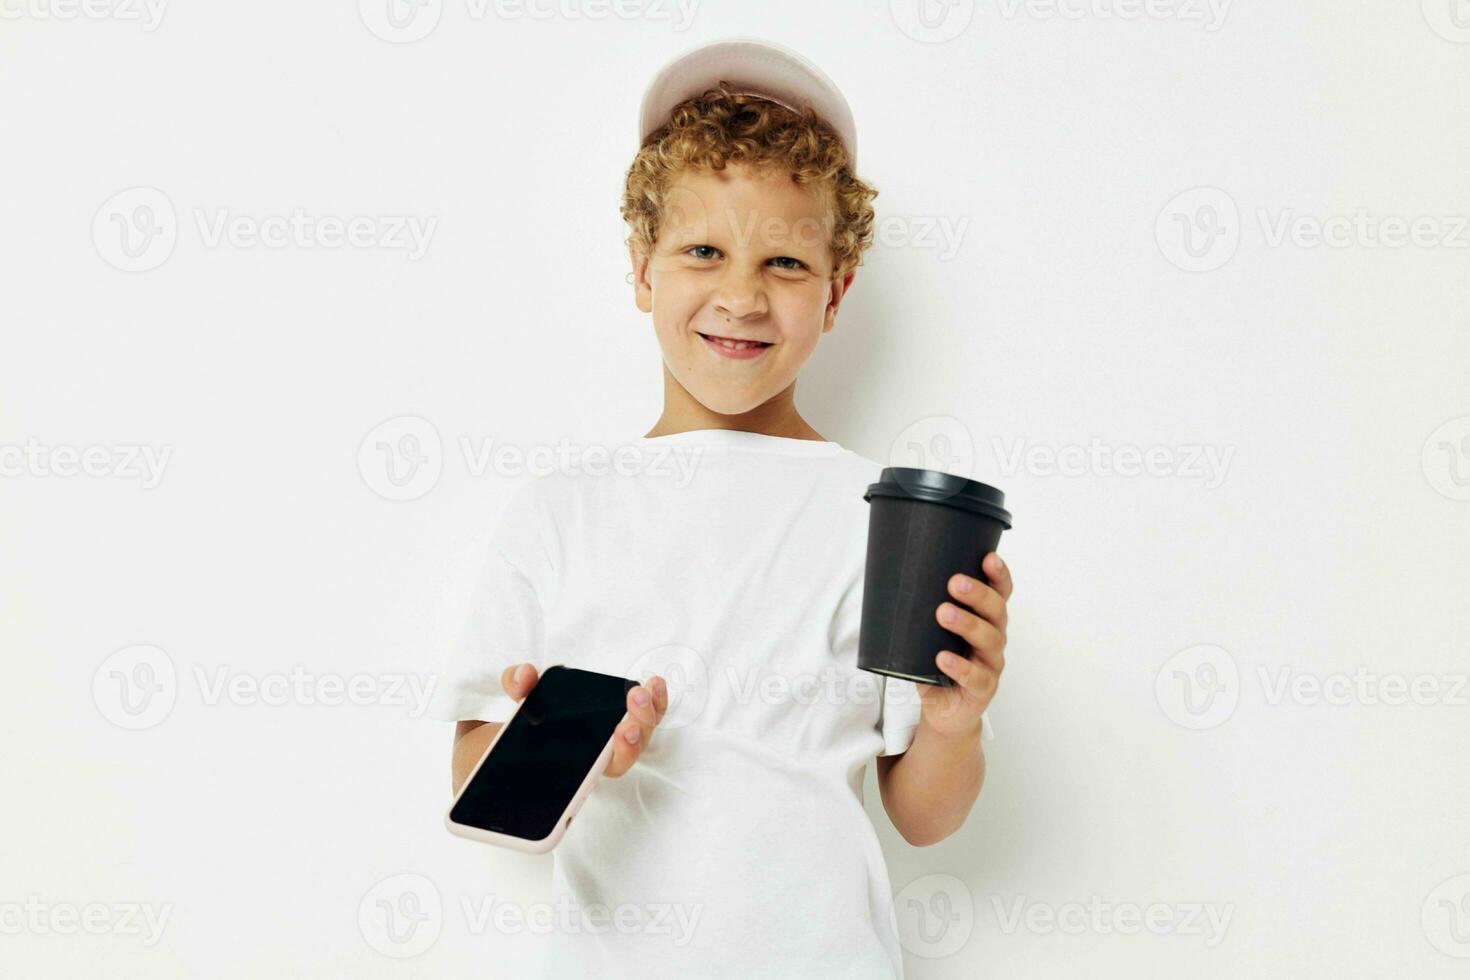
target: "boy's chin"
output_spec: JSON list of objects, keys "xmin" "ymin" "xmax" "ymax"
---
[{"xmin": 687, "ymin": 385, "xmax": 772, "ymax": 418}]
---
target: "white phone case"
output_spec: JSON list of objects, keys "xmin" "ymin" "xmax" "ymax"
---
[{"xmin": 444, "ymin": 663, "xmax": 621, "ymax": 854}]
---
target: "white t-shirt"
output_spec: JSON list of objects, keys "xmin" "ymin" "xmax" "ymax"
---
[{"xmin": 433, "ymin": 428, "xmax": 992, "ymax": 979}]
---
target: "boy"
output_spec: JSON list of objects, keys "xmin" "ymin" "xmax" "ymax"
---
[{"xmin": 435, "ymin": 37, "xmax": 1013, "ymax": 979}]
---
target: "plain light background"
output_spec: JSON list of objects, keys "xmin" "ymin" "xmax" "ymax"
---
[{"xmin": 3, "ymin": 1, "xmax": 1468, "ymax": 976}]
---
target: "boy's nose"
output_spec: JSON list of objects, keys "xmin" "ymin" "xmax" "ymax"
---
[{"xmin": 711, "ymin": 266, "xmax": 768, "ymax": 320}]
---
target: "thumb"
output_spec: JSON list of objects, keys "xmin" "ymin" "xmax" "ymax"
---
[{"xmin": 500, "ymin": 662, "xmax": 538, "ymax": 701}]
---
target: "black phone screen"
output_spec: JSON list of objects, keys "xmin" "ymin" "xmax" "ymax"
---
[{"xmin": 450, "ymin": 666, "xmax": 636, "ymax": 843}]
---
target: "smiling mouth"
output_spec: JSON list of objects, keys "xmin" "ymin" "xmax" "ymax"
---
[{"xmin": 697, "ymin": 332, "xmax": 773, "ymax": 350}]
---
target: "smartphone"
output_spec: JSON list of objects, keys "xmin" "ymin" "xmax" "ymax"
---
[{"xmin": 445, "ymin": 664, "xmax": 638, "ymax": 853}]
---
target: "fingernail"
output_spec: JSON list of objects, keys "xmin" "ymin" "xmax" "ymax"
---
[
  {"xmin": 955, "ymin": 575, "xmax": 973, "ymax": 594},
  {"xmin": 940, "ymin": 604, "xmax": 958, "ymax": 625},
  {"xmin": 624, "ymin": 727, "xmax": 641, "ymax": 744},
  {"xmin": 993, "ymin": 553, "xmax": 1005, "ymax": 571},
  {"xmin": 654, "ymin": 677, "xmax": 666, "ymax": 698},
  {"xmin": 515, "ymin": 663, "xmax": 527, "ymax": 683},
  {"xmin": 634, "ymin": 688, "xmax": 651, "ymax": 707}
]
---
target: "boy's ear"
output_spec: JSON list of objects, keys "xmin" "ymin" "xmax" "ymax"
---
[
  {"xmin": 628, "ymin": 239, "xmax": 653, "ymax": 314},
  {"xmin": 822, "ymin": 270, "xmax": 856, "ymax": 334}
]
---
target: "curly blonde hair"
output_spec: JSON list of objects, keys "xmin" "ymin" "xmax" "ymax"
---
[{"xmin": 621, "ymin": 81, "xmax": 878, "ymax": 281}]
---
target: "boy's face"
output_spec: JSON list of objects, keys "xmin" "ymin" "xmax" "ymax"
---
[{"xmin": 630, "ymin": 163, "xmax": 855, "ymax": 417}]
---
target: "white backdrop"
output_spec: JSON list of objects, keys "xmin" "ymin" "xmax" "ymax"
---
[{"xmin": 3, "ymin": 1, "xmax": 1469, "ymax": 976}]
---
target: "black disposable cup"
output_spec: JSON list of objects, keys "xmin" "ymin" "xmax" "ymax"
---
[{"xmin": 858, "ymin": 467, "xmax": 1014, "ymax": 687}]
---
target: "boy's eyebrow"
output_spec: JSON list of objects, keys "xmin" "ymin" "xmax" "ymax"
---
[
  {"xmin": 658, "ymin": 228, "xmax": 705, "ymax": 253},
  {"xmin": 663, "ymin": 218, "xmax": 829, "ymax": 255}
]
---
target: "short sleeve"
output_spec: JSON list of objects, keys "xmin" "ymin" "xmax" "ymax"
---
[
  {"xmin": 427, "ymin": 482, "xmax": 556, "ymax": 723},
  {"xmin": 878, "ymin": 677, "xmax": 921, "ymax": 756},
  {"xmin": 834, "ymin": 562, "xmax": 998, "ymax": 756},
  {"xmin": 879, "ymin": 678, "xmax": 996, "ymax": 756}
]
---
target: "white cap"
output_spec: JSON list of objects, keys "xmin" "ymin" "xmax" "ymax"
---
[{"xmin": 637, "ymin": 37, "xmax": 858, "ymax": 169}]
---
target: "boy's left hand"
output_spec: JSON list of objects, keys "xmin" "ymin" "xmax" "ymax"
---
[{"xmin": 919, "ymin": 551, "xmax": 1013, "ymax": 740}]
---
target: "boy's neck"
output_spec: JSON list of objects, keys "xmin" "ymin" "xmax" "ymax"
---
[{"xmin": 644, "ymin": 377, "xmax": 826, "ymax": 442}]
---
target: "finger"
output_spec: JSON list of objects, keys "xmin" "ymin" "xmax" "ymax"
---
[
  {"xmin": 649, "ymin": 675, "xmax": 669, "ymax": 723},
  {"xmin": 936, "ymin": 603, "xmax": 1006, "ymax": 674},
  {"xmin": 627, "ymin": 685, "xmax": 660, "ymax": 735},
  {"xmin": 936, "ymin": 650, "xmax": 999, "ymax": 699},
  {"xmin": 604, "ymin": 717, "xmax": 643, "ymax": 778},
  {"xmin": 611, "ymin": 678, "xmax": 670, "ymax": 775},
  {"xmin": 983, "ymin": 552, "xmax": 1013, "ymax": 602},
  {"xmin": 499, "ymin": 662, "xmax": 539, "ymax": 701},
  {"xmin": 947, "ymin": 573, "xmax": 1008, "ymax": 631}
]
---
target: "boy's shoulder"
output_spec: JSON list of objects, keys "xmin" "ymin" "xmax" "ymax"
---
[{"xmin": 829, "ymin": 445, "xmax": 884, "ymax": 478}]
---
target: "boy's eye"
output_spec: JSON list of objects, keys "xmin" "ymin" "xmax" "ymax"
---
[{"xmin": 685, "ymin": 246, "xmax": 806, "ymax": 272}]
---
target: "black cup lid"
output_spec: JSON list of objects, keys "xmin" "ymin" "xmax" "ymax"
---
[{"xmin": 864, "ymin": 467, "xmax": 1013, "ymax": 528}]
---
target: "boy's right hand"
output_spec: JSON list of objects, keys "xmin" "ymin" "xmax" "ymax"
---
[{"xmin": 500, "ymin": 662, "xmax": 669, "ymax": 778}]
